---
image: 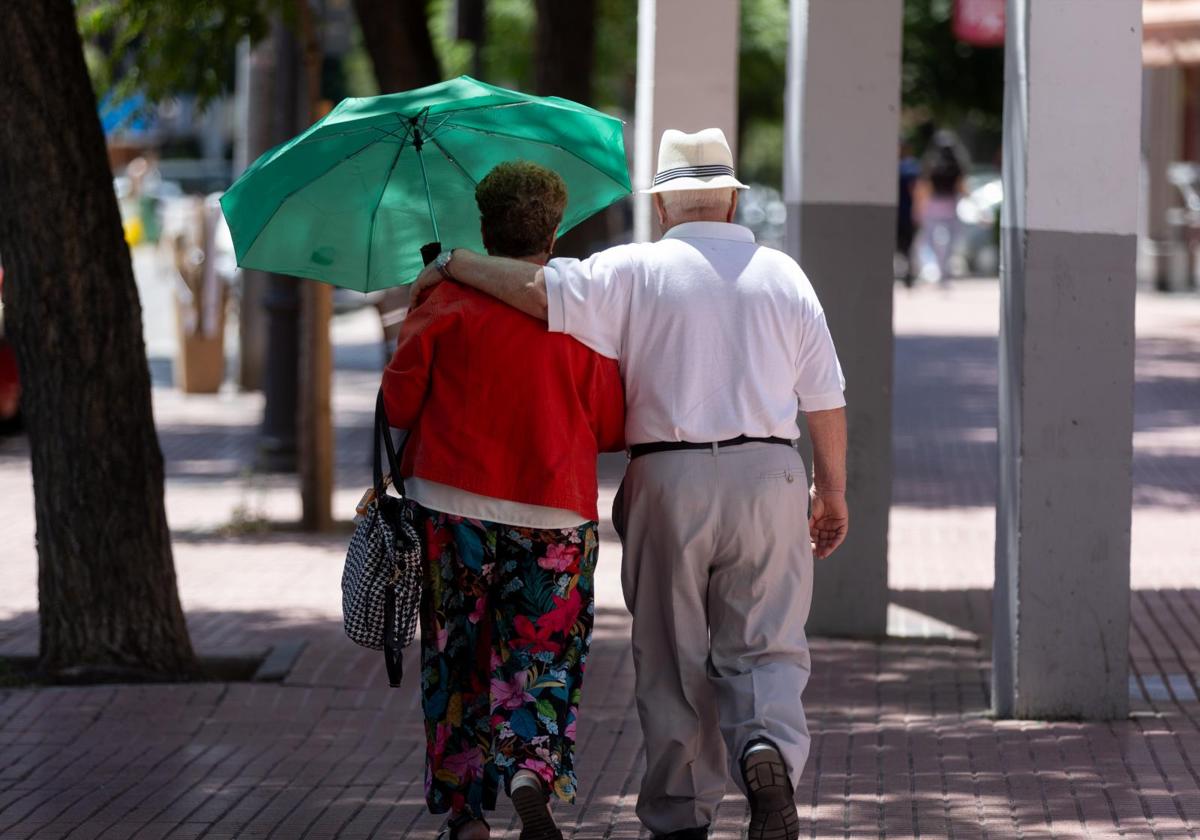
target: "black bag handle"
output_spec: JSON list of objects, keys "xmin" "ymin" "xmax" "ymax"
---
[
  {"xmin": 373, "ymin": 388, "xmax": 407, "ymax": 498},
  {"xmin": 384, "ymin": 588, "xmax": 403, "ymax": 687},
  {"xmin": 374, "ymin": 387, "xmax": 411, "ymax": 689}
]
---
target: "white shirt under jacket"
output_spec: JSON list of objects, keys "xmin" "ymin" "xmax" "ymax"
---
[{"xmin": 543, "ymin": 221, "xmax": 846, "ymax": 446}]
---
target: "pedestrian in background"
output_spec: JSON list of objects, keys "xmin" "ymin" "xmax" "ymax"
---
[
  {"xmin": 896, "ymin": 140, "xmax": 922, "ymax": 287},
  {"xmin": 913, "ymin": 130, "xmax": 969, "ymax": 284}
]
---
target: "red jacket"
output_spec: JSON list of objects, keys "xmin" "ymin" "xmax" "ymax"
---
[{"xmin": 382, "ymin": 281, "xmax": 625, "ymax": 522}]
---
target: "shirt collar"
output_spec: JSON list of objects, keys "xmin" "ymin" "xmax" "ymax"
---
[{"xmin": 662, "ymin": 221, "xmax": 756, "ymax": 243}]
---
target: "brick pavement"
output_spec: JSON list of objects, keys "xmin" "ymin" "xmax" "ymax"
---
[{"xmin": 0, "ymin": 281, "xmax": 1198, "ymax": 839}]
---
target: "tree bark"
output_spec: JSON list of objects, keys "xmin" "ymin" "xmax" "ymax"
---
[
  {"xmin": 352, "ymin": 0, "xmax": 441, "ymax": 93},
  {"xmin": 534, "ymin": 0, "xmax": 596, "ymax": 106},
  {"xmin": 533, "ymin": 0, "xmax": 612, "ymax": 258},
  {"xmin": 0, "ymin": 1, "xmax": 197, "ymax": 678}
]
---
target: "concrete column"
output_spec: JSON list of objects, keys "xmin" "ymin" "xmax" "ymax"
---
[
  {"xmin": 784, "ymin": 0, "xmax": 902, "ymax": 638},
  {"xmin": 994, "ymin": 0, "xmax": 1141, "ymax": 720},
  {"xmin": 633, "ymin": 0, "xmax": 739, "ymax": 243}
]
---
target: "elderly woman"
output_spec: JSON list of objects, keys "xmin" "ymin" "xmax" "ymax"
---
[{"xmin": 382, "ymin": 161, "xmax": 625, "ymax": 840}]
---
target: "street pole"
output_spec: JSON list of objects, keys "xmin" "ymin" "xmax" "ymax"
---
[
  {"xmin": 257, "ymin": 19, "xmax": 302, "ymax": 473},
  {"xmin": 235, "ymin": 37, "xmax": 270, "ymax": 393}
]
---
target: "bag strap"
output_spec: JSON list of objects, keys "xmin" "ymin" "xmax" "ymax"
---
[
  {"xmin": 383, "ymin": 586, "xmax": 404, "ymax": 687},
  {"xmin": 374, "ymin": 388, "xmax": 408, "ymax": 498}
]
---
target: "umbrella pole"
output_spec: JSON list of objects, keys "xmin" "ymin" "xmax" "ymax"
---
[{"xmin": 413, "ymin": 128, "xmax": 441, "ymax": 243}]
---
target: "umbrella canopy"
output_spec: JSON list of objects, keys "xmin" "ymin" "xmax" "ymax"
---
[{"xmin": 219, "ymin": 76, "xmax": 631, "ymax": 292}]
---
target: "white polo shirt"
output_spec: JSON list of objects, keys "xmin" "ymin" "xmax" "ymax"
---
[{"xmin": 543, "ymin": 221, "xmax": 845, "ymax": 446}]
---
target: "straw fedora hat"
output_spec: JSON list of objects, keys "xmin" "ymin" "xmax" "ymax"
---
[{"xmin": 643, "ymin": 128, "xmax": 749, "ymax": 194}]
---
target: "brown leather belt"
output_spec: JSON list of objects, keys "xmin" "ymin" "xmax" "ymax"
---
[{"xmin": 628, "ymin": 435, "xmax": 794, "ymax": 460}]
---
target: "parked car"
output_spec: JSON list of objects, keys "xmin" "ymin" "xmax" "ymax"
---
[{"xmin": 957, "ymin": 171, "xmax": 1002, "ymax": 276}]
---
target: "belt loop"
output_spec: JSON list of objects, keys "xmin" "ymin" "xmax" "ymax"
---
[{"xmin": 711, "ymin": 442, "xmax": 719, "ymax": 457}]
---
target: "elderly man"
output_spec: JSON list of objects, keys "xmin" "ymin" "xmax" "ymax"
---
[{"xmin": 415, "ymin": 129, "xmax": 848, "ymax": 840}]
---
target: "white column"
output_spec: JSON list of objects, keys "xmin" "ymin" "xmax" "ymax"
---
[
  {"xmin": 633, "ymin": 0, "xmax": 740, "ymax": 243},
  {"xmin": 784, "ymin": 0, "xmax": 903, "ymax": 637},
  {"xmin": 994, "ymin": 0, "xmax": 1141, "ymax": 719}
]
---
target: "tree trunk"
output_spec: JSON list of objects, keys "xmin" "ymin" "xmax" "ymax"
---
[
  {"xmin": 0, "ymin": 1, "xmax": 197, "ymax": 679},
  {"xmin": 352, "ymin": 0, "xmax": 441, "ymax": 93},
  {"xmin": 352, "ymin": 0, "xmax": 442, "ymax": 348},
  {"xmin": 534, "ymin": 0, "xmax": 612, "ymax": 258},
  {"xmin": 534, "ymin": 0, "xmax": 596, "ymax": 105}
]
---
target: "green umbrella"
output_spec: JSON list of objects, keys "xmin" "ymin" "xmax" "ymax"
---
[{"xmin": 219, "ymin": 76, "xmax": 631, "ymax": 292}]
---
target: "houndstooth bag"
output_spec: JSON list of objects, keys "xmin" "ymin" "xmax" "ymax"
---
[{"xmin": 342, "ymin": 389, "xmax": 423, "ymax": 687}]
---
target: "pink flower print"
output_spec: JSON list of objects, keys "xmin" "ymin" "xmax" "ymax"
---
[
  {"xmin": 433, "ymin": 722, "xmax": 452, "ymax": 758},
  {"xmin": 538, "ymin": 543, "xmax": 580, "ymax": 573},
  {"xmin": 436, "ymin": 624, "xmax": 448, "ymax": 652},
  {"xmin": 520, "ymin": 757, "xmax": 556, "ymax": 785},
  {"xmin": 443, "ymin": 746, "xmax": 484, "ymax": 782},
  {"xmin": 564, "ymin": 709, "xmax": 578, "ymax": 741},
  {"xmin": 492, "ymin": 671, "xmax": 535, "ymax": 711},
  {"xmin": 469, "ymin": 596, "xmax": 486, "ymax": 624}
]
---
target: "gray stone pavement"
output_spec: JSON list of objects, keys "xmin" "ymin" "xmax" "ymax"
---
[{"xmin": 0, "ymin": 278, "xmax": 1198, "ymax": 838}]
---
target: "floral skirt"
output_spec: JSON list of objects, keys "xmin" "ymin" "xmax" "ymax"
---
[{"xmin": 414, "ymin": 503, "xmax": 598, "ymax": 818}]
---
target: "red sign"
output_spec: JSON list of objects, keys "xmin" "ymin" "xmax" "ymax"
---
[{"xmin": 954, "ymin": 0, "xmax": 1006, "ymax": 47}]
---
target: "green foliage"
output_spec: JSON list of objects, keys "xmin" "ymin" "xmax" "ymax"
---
[
  {"xmin": 427, "ymin": 0, "xmax": 635, "ymax": 112},
  {"xmin": 428, "ymin": 0, "xmax": 534, "ymax": 87},
  {"xmin": 740, "ymin": 119, "xmax": 783, "ymax": 190},
  {"xmin": 78, "ymin": 0, "xmax": 281, "ymax": 106},
  {"xmin": 594, "ymin": 0, "xmax": 637, "ymax": 111},
  {"xmin": 480, "ymin": 0, "xmax": 536, "ymax": 87},
  {"xmin": 902, "ymin": 0, "xmax": 1004, "ymax": 137},
  {"xmin": 738, "ymin": 0, "xmax": 789, "ymax": 188},
  {"xmin": 427, "ymin": 0, "xmax": 474, "ymax": 79},
  {"xmin": 341, "ymin": 24, "xmax": 379, "ymax": 98},
  {"xmin": 739, "ymin": 0, "xmax": 789, "ymax": 128}
]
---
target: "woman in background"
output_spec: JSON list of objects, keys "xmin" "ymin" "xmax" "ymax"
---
[{"xmin": 913, "ymin": 130, "xmax": 969, "ymax": 284}]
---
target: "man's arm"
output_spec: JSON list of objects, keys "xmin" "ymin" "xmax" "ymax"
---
[
  {"xmin": 805, "ymin": 407, "xmax": 848, "ymax": 559},
  {"xmin": 414, "ymin": 250, "xmax": 548, "ymax": 321}
]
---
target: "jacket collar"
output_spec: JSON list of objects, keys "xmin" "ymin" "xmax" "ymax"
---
[{"xmin": 662, "ymin": 221, "xmax": 756, "ymax": 243}]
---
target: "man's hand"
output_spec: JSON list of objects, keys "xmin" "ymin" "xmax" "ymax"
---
[{"xmin": 809, "ymin": 489, "xmax": 848, "ymax": 559}]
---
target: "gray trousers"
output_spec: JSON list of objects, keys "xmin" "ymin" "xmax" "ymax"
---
[{"xmin": 613, "ymin": 443, "xmax": 814, "ymax": 835}]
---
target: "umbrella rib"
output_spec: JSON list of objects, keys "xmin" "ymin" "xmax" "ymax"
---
[
  {"xmin": 292, "ymin": 124, "xmax": 408, "ymax": 148},
  {"xmin": 365, "ymin": 133, "xmax": 412, "ymax": 291},
  {"xmin": 434, "ymin": 123, "xmax": 630, "ymax": 193},
  {"xmin": 423, "ymin": 100, "xmax": 533, "ymax": 129},
  {"xmin": 235, "ymin": 133, "xmax": 393, "ymax": 269},
  {"xmin": 428, "ymin": 136, "xmax": 478, "ymax": 188}
]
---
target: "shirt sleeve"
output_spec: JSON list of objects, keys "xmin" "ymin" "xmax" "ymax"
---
[
  {"xmin": 795, "ymin": 304, "xmax": 847, "ymax": 412},
  {"xmin": 381, "ymin": 286, "xmax": 452, "ymax": 430},
  {"xmin": 588, "ymin": 355, "xmax": 626, "ymax": 453},
  {"xmin": 543, "ymin": 246, "xmax": 633, "ymax": 359}
]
